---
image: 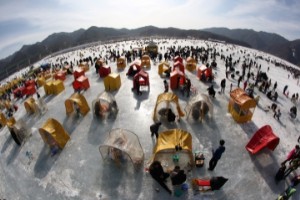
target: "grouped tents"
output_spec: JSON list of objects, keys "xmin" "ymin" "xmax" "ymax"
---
[
  {"xmin": 153, "ymin": 93, "xmax": 185, "ymax": 122},
  {"xmin": 39, "ymin": 118, "xmax": 70, "ymax": 149},
  {"xmin": 150, "ymin": 129, "xmax": 193, "ymax": 169},
  {"xmin": 99, "ymin": 128, "xmax": 144, "ymax": 169},
  {"xmin": 246, "ymin": 125, "xmax": 280, "ymax": 154},
  {"xmin": 185, "ymin": 93, "xmax": 213, "ymax": 122},
  {"xmin": 228, "ymin": 88, "xmax": 257, "ymax": 123},
  {"xmin": 92, "ymin": 91, "xmax": 118, "ymax": 119},
  {"xmin": 65, "ymin": 93, "xmax": 90, "ymax": 116},
  {"xmin": 9, "ymin": 119, "xmax": 31, "ymax": 145}
]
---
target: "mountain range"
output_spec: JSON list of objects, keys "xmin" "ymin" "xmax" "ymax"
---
[{"xmin": 0, "ymin": 26, "xmax": 299, "ymax": 81}]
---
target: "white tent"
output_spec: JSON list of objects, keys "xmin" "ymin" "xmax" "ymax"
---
[{"xmin": 185, "ymin": 93, "xmax": 213, "ymax": 121}]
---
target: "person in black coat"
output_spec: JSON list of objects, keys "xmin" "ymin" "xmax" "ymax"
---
[
  {"xmin": 150, "ymin": 122, "xmax": 162, "ymax": 139},
  {"xmin": 149, "ymin": 161, "xmax": 172, "ymax": 194},
  {"xmin": 207, "ymin": 85, "xmax": 216, "ymax": 98}
]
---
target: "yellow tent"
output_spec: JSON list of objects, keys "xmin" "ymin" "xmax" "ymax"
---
[
  {"xmin": 0, "ymin": 112, "xmax": 16, "ymax": 128},
  {"xmin": 44, "ymin": 80, "xmax": 65, "ymax": 95},
  {"xmin": 228, "ymin": 88, "xmax": 257, "ymax": 123},
  {"xmin": 186, "ymin": 57, "xmax": 197, "ymax": 71},
  {"xmin": 24, "ymin": 97, "xmax": 39, "ymax": 115},
  {"xmin": 37, "ymin": 76, "xmax": 46, "ymax": 87},
  {"xmin": 158, "ymin": 61, "xmax": 170, "ymax": 75},
  {"xmin": 153, "ymin": 93, "xmax": 185, "ymax": 121},
  {"xmin": 150, "ymin": 129, "xmax": 194, "ymax": 169},
  {"xmin": 39, "ymin": 118, "xmax": 70, "ymax": 149},
  {"xmin": 117, "ymin": 57, "xmax": 126, "ymax": 69},
  {"xmin": 103, "ymin": 73, "xmax": 121, "ymax": 91},
  {"xmin": 141, "ymin": 55, "xmax": 151, "ymax": 68},
  {"xmin": 65, "ymin": 93, "xmax": 90, "ymax": 116}
]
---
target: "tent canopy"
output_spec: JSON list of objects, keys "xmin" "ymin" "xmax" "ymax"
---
[
  {"xmin": 65, "ymin": 93, "xmax": 90, "ymax": 116},
  {"xmin": 92, "ymin": 91, "xmax": 118, "ymax": 118},
  {"xmin": 185, "ymin": 93, "xmax": 213, "ymax": 121},
  {"xmin": 99, "ymin": 128, "xmax": 144, "ymax": 168},
  {"xmin": 153, "ymin": 93, "xmax": 185, "ymax": 121},
  {"xmin": 150, "ymin": 129, "xmax": 194, "ymax": 169},
  {"xmin": 39, "ymin": 118, "xmax": 70, "ymax": 149}
]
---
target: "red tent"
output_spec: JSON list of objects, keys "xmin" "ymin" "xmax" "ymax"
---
[
  {"xmin": 173, "ymin": 61, "xmax": 185, "ymax": 74},
  {"xmin": 74, "ymin": 69, "xmax": 85, "ymax": 79},
  {"xmin": 73, "ymin": 75, "xmax": 90, "ymax": 91},
  {"xmin": 245, "ymin": 125, "xmax": 280, "ymax": 154},
  {"xmin": 197, "ymin": 65, "xmax": 213, "ymax": 81},
  {"xmin": 25, "ymin": 80, "xmax": 36, "ymax": 87},
  {"xmin": 174, "ymin": 56, "xmax": 183, "ymax": 64},
  {"xmin": 170, "ymin": 68, "xmax": 186, "ymax": 90},
  {"xmin": 99, "ymin": 65, "xmax": 111, "ymax": 78},
  {"xmin": 126, "ymin": 62, "xmax": 141, "ymax": 76},
  {"xmin": 133, "ymin": 70, "xmax": 149, "ymax": 89}
]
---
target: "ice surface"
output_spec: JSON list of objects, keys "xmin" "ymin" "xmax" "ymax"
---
[{"xmin": 0, "ymin": 39, "xmax": 299, "ymax": 200}]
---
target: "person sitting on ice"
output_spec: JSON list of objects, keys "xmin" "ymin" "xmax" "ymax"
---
[
  {"xmin": 170, "ymin": 166, "xmax": 187, "ymax": 186},
  {"xmin": 290, "ymin": 106, "xmax": 297, "ymax": 119}
]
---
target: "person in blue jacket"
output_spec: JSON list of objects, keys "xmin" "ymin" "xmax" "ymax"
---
[{"xmin": 208, "ymin": 140, "xmax": 225, "ymax": 171}]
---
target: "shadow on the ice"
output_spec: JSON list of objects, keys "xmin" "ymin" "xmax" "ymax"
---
[
  {"xmin": 239, "ymin": 122, "xmax": 259, "ymax": 139},
  {"xmin": 6, "ymin": 143, "xmax": 22, "ymax": 165},
  {"xmin": 87, "ymin": 116, "xmax": 114, "ymax": 146},
  {"xmin": 98, "ymin": 160, "xmax": 143, "ymax": 200},
  {"xmin": 62, "ymin": 114, "xmax": 84, "ymax": 135},
  {"xmin": 133, "ymin": 90, "xmax": 149, "ymax": 110},
  {"xmin": 34, "ymin": 145, "xmax": 60, "ymax": 179},
  {"xmin": 43, "ymin": 95, "xmax": 55, "ymax": 104},
  {"xmin": 1, "ymin": 131, "xmax": 13, "ymax": 153},
  {"xmin": 248, "ymin": 149, "xmax": 285, "ymax": 193}
]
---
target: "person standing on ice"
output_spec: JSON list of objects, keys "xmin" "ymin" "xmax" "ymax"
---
[
  {"xmin": 208, "ymin": 140, "xmax": 225, "ymax": 171},
  {"xmin": 283, "ymin": 85, "xmax": 288, "ymax": 95},
  {"xmin": 150, "ymin": 121, "xmax": 162, "ymax": 139},
  {"xmin": 220, "ymin": 79, "xmax": 226, "ymax": 94},
  {"xmin": 163, "ymin": 80, "xmax": 169, "ymax": 93}
]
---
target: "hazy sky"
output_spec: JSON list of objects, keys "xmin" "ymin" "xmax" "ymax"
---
[{"xmin": 0, "ymin": 0, "xmax": 299, "ymax": 59}]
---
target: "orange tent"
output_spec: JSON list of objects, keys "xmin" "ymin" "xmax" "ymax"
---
[{"xmin": 228, "ymin": 88, "xmax": 257, "ymax": 123}]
